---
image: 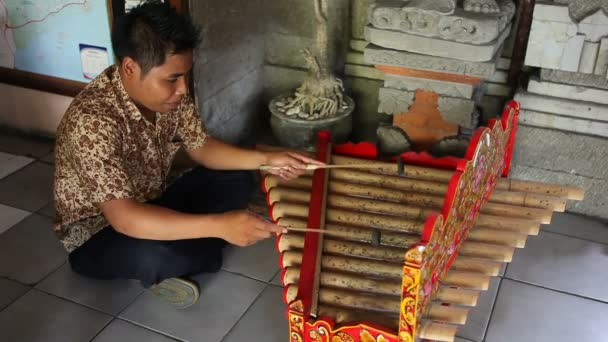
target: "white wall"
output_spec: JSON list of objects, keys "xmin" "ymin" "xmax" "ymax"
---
[{"xmin": 0, "ymin": 83, "xmax": 72, "ymax": 137}]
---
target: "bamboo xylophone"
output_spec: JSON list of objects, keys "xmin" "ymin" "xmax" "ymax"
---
[{"xmin": 259, "ymin": 101, "xmax": 584, "ymax": 342}]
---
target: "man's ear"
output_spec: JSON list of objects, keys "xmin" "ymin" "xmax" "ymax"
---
[{"xmin": 121, "ymin": 57, "xmax": 141, "ymax": 80}]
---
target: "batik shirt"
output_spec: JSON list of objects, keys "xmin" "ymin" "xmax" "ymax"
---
[{"xmin": 53, "ymin": 65, "xmax": 207, "ymax": 252}]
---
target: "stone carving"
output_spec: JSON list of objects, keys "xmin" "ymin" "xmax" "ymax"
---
[
  {"xmin": 555, "ymin": 0, "xmax": 608, "ymax": 23},
  {"xmin": 365, "ymin": 23, "xmax": 511, "ymax": 61},
  {"xmin": 364, "ymin": 45, "xmax": 497, "ymax": 78},
  {"xmin": 368, "ymin": 0, "xmax": 515, "ymax": 44},
  {"xmin": 540, "ymin": 68, "xmax": 608, "ymax": 89},
  {"xmin": 464, "ymin": 0, "xmax": 501, "ymax": 14},
  {"xmin": 525, "ymin": 2, "xmax": 608, "ymax": 73}
]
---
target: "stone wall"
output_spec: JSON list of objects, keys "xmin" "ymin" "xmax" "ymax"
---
[
  {"xmin": 190, "ymin": 0, "xmax": 267, "ymax": 145},
  {"xmin": 512, "ymin": 0, "xmax": 608, "ymax": 220}
]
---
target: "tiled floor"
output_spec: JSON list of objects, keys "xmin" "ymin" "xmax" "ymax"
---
[{"xmin": 0, "ymin": 132, "xmax": 607, "ymax": 342}]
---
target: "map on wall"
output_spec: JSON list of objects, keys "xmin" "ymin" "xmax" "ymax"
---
[{"xmin": 0, "ymin": 0, "xmax": 114, "ymax": 83}]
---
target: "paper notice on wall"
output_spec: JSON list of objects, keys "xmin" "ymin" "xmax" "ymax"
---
[{"xmin": 79, "ymin": 44, "xmax": 110, "ymax": 80}]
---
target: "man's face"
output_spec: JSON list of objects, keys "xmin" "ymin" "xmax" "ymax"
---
[{"xmin": 122, "ymin": 50, "xmax": 193, "ymax": 114}]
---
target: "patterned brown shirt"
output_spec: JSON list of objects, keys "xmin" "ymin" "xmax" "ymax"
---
[{"xmin": 53, "ymin": 65, "xmax": 207, "ymax": 252}]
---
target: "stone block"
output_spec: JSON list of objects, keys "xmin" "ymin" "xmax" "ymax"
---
[
  {"xmin": 351, "ymin": 0, "xmax": 370, "ymax": 40},
  {"xmin": 384, "ymin": 74, "xmax": 476, "ymax": 99},
  {"xmin": 593, "ymin": 38, "xmax": 608, "ymax": 76},
  {"xmin": 519, "ymin": 109, "xmax": 608, "ymax": 138},
  {"xmin": 579, "ymin": 41, "xmax": 600, "ymax": 74},
  {"xmin": 345, "ymin": 76, "xmax": 389, "ymax": 142},
  {"xmin": 376, "ymin": 125, "xmax": 411, "ymax": 156},
  {"xmin": 346, "ymin": 51, "xmax": 368, "ymax": 66},
  {"xmin": 264, "ymin": 0, "xmax": 315, "ymax": 37},
  {"xmin": 540, "ymin": 68, "xmax": 608, "ymax": 89},
  {"xmin": 488, "ymin": 70, "xmax": 508, "ymax": 83},
  {"xmin": 378, "ymin": 88, "xmax": 476, "ymax": 128},
  {"xmin": 524, "ymin": 10, "xmax": 585, "ymax": 72},
  {"xmin": 515, "ymin": 91, "xmax": 608, "ymax": 121},
  {"xmin": 264, "ymin": 33, "xmax": 314, "ymax": 69},
  {"xmin": 194, "ymin": 33, "xmax": 265, "ymax": 102},
  {"xmin": 378, "ymin": 87, "xmax": 415, "ymax": 115},
  {"xmin": 201, "ymin": 69, "xmax": 264, "ymax": 145},
  {"xmin": 364, "ymin": 24, "xmax": 511, "ymax": 62},
  {"xmin": 497, "ymin": 57, "xmax": 511, "ymax": 71},
  {"xmin": 345, "ymin": 64, "xmax": 384, "ymax": 80},
  {"xmin": 265, "ymin": 0, "xmax": 349, "ymax": 70},
  {"xmin": 533, "ymin": 2, "xmax": 608, "ymax": 41},
  {"xmin": 512, "ymin": 124, "xmax": 608, "ymax": 183},
  {"xmin": 485, "ymin": 83, "xmax": 511, "ymax": 97},
  {"xmin": 525, "ymin": 3, "xmax": 608, "ymax": 72},
  {"xmin": 192, "ymin": 0, "xmax": 265, "ymax": 64},
  {"xmin": 527, "ymin": 77, "xmax": 608, "ymax": 105},
  {"xmin": 350, "ymin": 39, "xmax": 369, "ymax": 52},
  {"xmin": 576, "ymin": 10, "xmax": 608, "ymax": 42},
  {"xmin": 363, "ymin": 45, "xmax": 497, "ymax": 78},
  {"xmin": 511, "ymin": 124, "xmax": 608, "ymax": 219},
  {"xmin": 510, "ymin": 164, "xmax": 607, "ymax": 220},
  {"xmin": 368, "ymin": 0, "xmax": 515, "ymax": 44}
]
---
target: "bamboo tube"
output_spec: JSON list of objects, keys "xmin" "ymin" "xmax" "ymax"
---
[
  {"xmin": 268, "ymin": 187, "xmax": 427, "ymax": 220},
  {"xmin": 283, "ymin": 266, "xmax": 401, "ymax": 296},
  {"xmin": 283, "ymin": 266, "xmax": 480, "ymax": 307},
  {"xmin": 281, "ymin": 249, "xmax": 501, "ymax": 280},
  {"xmin": 272, "ymin": 202, "xmax": 426, "ymax": 234},
  {"xmin": 269, "ymin": 184, "xmax": 541, "ymax": 235},
  {"xmin": 278, "ymin": 238, "xmax": 492, "ymax": 289},
  {"xmin": 272, "ymin": 192, "xmax": 530, "ymax": 248},
  {"xmin": 278, "ymin": 217, "xmax": 422, "ymax": 247},
  {"xmin": 443, "ymin": 271, "xmax": 491, "ymax": 290},
  {"xmin": 467, "ymin": 228, "xmax": 527, "ymax": 248},
  {"xmin": 458, "ymin": 241, "xmax": 515, "ymax": 262},
  {"xmin": 256, "ymin": 144, "xmax": 583, "ymax": 200},
  {"xmin": 266, "ymin": 175, "xmax": 553, "ymax": 224},
  {"xmin": 482, "ymin": 201, "xmax": 552, "ymax": 224},
  {"xmin": 418, "ymin": 321, "xmax": 459, "ymax": 342},
  {"xmin": 330, "ymin": 155, "xmax": 583, "ymax": 201},
  {"xmin": 279, "ymin": 215, "xmax": 526, "ymax": 249},
  {"xmin": 276, "ymin": 210, "xmax": 515, "ymax": 262},
  {"xmin": 428, "ymin": 305, "xmax": 470, "ymax": 325},
  {"xmin": 284, "ymin": 284, "xmax": 400, "ymax": 313},
  {"xmin": 476, "ymin": 214, "xmax": 540, "ymax": 235},
  {"xmin": 450, "ymin": 257, "xmax": 503, "ymax": 277},
  {"xmin": 281, "ymin": 250, "xmax": 403, "ymax": 279},
  {"xmin": 330, "ymin": 169, "xmax": 567, "ymax": 212},
  {"xmin": 279, "ymin": 232, "xmax": 510, "ymax": 267},
  {"xmin": 436, "ymin": 287, "xmax": 480, "ymax": 307},
  {"xmin": 285, "ymin": 285, "xmax": 469, "ymax": 325},
  {"xmin": 497, "ymin": 178, "xmax": 584, "ymax": 201}
]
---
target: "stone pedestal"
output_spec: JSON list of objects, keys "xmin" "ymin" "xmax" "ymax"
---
[
  {"xmin": 512, "ymin": 1, "xmax": 608, "ymax": 220},
  {"xmin": 362, "ymin": 0, "xmax": 515, "ymax": 156}
]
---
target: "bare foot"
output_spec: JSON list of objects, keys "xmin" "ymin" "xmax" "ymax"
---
[{"xmin": 463, "ymin": 0, "xmax": 500, "ymax": 14}]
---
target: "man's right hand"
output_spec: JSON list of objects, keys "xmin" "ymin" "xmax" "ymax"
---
[{"xmin": 218, "ymin": 210, "xmax": 286, "ymax": 247}]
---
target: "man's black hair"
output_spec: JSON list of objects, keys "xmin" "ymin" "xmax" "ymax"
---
[{"xmin": 111, "ymin": 0, "xmax": 201, "ymax": 74}]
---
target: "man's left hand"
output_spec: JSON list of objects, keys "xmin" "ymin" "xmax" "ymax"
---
[{"xmin": 264, "ymin": 152, "xmax": 324, "ymax": 181}]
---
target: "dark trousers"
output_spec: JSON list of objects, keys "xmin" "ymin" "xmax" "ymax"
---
[{"xmin": 68, "ymin": 167, "xmax": 254, "ymax": 288}]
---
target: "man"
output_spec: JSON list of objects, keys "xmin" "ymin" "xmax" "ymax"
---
[{"xmin": 53, "ymin": 1, "xmax": 319, "ymax": 308}]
